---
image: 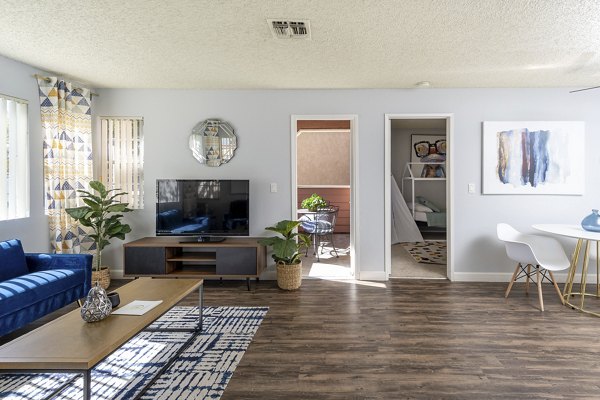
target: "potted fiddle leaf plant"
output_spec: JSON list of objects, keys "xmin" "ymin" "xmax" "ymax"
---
[
  {"xmin": 300, "ymin": 193, "xmax": 328, "ymax": 212},
  {"xmin": 259, "ymin": 220, "xmax": 311, "ymax": 290},
  {"xmin": 66, "ymin": 181, "xmax": 132, "ymax": 289}
]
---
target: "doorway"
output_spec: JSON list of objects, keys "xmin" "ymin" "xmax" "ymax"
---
[
  {"xmin": 291, "ymin": 115, "xmax": 358, "ymax": 279},
  {"xmin": 384, "ymin": 114, "xmax": 454, "ymax": 280}
]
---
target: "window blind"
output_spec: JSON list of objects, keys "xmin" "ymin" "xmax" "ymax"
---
[
  {"xmin": 0, "ymin": 94, "xmax": 29, "ymax": 221},
  {"xmin": 100, "ymin": 117, "xmax": 144, "ymax": 209}
]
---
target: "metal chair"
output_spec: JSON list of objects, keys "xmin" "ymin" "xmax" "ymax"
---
[
  {"xmin": 300, "ymin": 206, "xmax": 339, "ymax": 262},
  {"xmin": 497, "ymin": 223, "xmax": 570, "ymax": 311}
]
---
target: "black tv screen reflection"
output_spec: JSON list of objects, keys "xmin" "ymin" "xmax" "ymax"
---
[{"xmin": 156, "ymin": 179, "xmax": 249, "ymax": 237}]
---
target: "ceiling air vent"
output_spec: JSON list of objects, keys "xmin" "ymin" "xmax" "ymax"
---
[{"xmin": 268, "ymin": 19, "xmax": 311, "ymax": 39}]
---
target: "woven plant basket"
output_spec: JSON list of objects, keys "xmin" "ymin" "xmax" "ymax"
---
[
  {"xmin": 276, "ymin": 261, "xmax": 302, "ymax": 290},
  {"xmin": 92, "ymin": 267, "xmax": 111, "ymax": 290}
]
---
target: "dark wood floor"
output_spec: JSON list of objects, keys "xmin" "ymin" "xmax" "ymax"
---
[
  {"xmin": 201, "ymin": 279, "xmax": 600, "ymax": 400},
  {"xmin": 3, "ymin": 278, "xmax": 600, "ymax": 399}
]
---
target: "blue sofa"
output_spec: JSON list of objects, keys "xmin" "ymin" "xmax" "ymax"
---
[{"xmin": 0, "ymin": 239, "xmax": 92, "ymax": 336}]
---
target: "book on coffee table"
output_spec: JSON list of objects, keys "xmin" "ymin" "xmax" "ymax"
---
[{"xmin": 112, "ymin": 300, "xmax": 163, "ymax": 315}]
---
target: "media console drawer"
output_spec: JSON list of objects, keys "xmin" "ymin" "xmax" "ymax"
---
[{"xmin": 123, "ymin": 237, "xmax": 267, "ymax": 282}]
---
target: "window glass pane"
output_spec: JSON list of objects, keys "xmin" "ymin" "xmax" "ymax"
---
[
  {"xmin": 0, "ymin": 94, "xmax": 29, "ymax": 221},
  {"xmin": 100, "ymin": 117, "xmax": 144, "ymax": 209}
]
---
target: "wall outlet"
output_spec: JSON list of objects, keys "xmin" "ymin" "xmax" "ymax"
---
[
  {"xmin": 468, "ymin": 183, "xmax": 476, "ymax": 194},
  {"xmin": 270, "ymin": 183, "xmax": 278, "ymax": 193}
]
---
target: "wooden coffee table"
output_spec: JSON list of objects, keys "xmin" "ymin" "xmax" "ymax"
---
[{"xmin": 0, "ymin": 277, "xmax": 203, "ymax": 399}]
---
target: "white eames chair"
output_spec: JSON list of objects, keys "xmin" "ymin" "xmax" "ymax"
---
[{"xmin": 497, "ymin": 223, "xmax": 570, "ymax": 311}]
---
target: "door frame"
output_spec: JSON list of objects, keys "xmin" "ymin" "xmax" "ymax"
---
[
  {"xmin": 291, "ymin": 115, "xmax": 359, "ymax": 279},
  {"xmin": 384, "ymin": 113, "xmax": 454, "ymax": 280}
]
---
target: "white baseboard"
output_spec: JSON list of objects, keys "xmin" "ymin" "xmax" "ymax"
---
[
  {"xmin": 453, "ymin": 271, "xmax": 579, "ymax": 283},
  {"xmin": 453, "ymin": 272, "xmax": 513, "ymax": 282},
  {"xmin": 358, "ymin": 270, "xmax": 388, "ymax": 281}
]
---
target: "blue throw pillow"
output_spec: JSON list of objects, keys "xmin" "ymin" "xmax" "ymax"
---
[{"xmin": 0, "ymin": 239, "xmax": 29, "ymax": 282}]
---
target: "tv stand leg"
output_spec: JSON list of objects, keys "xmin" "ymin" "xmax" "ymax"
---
[{"xmin": 246, "ymin": 277, "xmax": 250, "ymax": 291}]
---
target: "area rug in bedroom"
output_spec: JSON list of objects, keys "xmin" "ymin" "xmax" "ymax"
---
[
  {"xmin": 401, "ymin": 240, "xmax": 447, "ymax": 265},
  {"xmin": 0, "ymin": 306, "xmax": 268, "ymax": 400}
]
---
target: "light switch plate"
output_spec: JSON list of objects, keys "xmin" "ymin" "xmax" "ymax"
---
[
  {"xmin": 468, "ymin": 183, "xmax": 476, "ymax": 194},
  {"xmin": 270, "ymin": 183, "xmax": 278, "ymax": 193}
]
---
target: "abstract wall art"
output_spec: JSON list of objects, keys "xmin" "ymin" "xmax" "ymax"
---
[{"xmin": 482, "ymin": 121, "xmax": 585, "ymax": 195}]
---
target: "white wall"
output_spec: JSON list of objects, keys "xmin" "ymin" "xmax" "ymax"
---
[
  {"xmin": 93, "ymin": 87, "xmax": 600, "ymax": 279},
  {"xmin": 2, "ymin": 49, "xmax": 598, "ymax": 280},
  {"xmin": 0, "ymin": 55, "xmax": 51, "ymax": 252}
]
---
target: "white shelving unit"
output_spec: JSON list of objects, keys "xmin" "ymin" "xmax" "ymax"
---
[{"xmin": 401, "ymin": 162, "xmax": 446, "ymax": 218}]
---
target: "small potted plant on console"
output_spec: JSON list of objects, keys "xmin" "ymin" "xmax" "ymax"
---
[
  {"xmin": 66, "ymin": 181, "xmax": 132, "ymax": 289},
  {"xmin": 259, "ymin": 220, "xmax": 311, "ymax": 290}
]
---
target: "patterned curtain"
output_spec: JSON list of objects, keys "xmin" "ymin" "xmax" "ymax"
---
[{"xmin": 37, "ymin": 77, "xmax": 94, "ymax": 254}]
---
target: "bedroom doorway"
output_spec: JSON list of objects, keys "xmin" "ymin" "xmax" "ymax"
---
[
  {"xmin": 291, "ymin": 115, "xmax": 358, "ymax": 280},
  {"xmin": 384, "ymin": 114, "xmax": 453, "ymax": 280}
]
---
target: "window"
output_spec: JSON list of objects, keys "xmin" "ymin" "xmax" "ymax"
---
[
  {"xmin": 0, "ymin": 94, "xmax": 29, "ymax": 221},
  {"xmin": 100, "ymin": 117, "xmax": 144, "ymax": 209}
]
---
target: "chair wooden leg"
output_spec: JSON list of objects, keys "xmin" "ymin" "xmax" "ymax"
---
[
  {"xmin": 505, "ymin": 263, "xmax": 521, "ymax": 298},
  {"xmin": 536, "ymin": 266, "xmax": 544, "ymax": 311},
  {"xmin": 525, "ymin": 264, "xmax": 531, "ymax": 295},
  {"xmin": 548, "ymin": 271, "xmax": 564, "ymax": 305}
]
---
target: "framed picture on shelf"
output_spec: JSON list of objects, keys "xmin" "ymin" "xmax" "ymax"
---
[
  {"xmin": 410, "ymin": 134, "xmax": 446, "ymax": 178},
  {"xmin": 482, "ymin": 121, "xmax": 585, "ymax": 195}
]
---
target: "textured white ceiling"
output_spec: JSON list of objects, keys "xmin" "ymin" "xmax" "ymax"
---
[{"xmin": 0, "ymin": 0, "xmax": 599, "ymax": 89}]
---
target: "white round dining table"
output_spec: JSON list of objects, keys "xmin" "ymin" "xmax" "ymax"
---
[{"xmin": 533, "ymin": 224, "xmax": 600, "ymax": 316}]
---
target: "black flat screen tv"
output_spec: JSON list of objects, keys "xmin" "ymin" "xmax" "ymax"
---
[{"xmin": 156, "ymin": 179, "xmax": 249, "ymax": 241}]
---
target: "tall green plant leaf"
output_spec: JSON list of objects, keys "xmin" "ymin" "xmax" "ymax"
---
[
  {"xmin": 89, "ymin": 181, "xmax": 107, "ymax": 197},
  {"xmin": 66, "ymin": 207, "xmax": 89, "ymax": 220},
  {"xmin": 78, "ymin": 192, "xmax": 103, "ymax": 204},
  {"xmin": 259, "ymin": 219, "xmax": 311, "ymax": 265},
  {"xmin": 265, "ymin": 220, "xmax": 301, "ymax": 239},
  {"xmin": 106, "ymin": 203, "xmax": 130, "ymax": 213},
  {"xmin": 65, "ymin": 180, "xmax": 133, "ymax": 271},
  {"xmin": 82, "ymin": 197, "xmax": 102, "ymax": 210}
]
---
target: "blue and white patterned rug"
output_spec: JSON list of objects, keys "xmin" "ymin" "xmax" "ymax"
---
[{"xmin": 0, "ymin": 306, "xmax": 268, "ymax": 400}]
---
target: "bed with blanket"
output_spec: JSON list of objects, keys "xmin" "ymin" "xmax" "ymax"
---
[{"xmin": 408, "ymin": 196, "xmax": 446, "ymax": 232}]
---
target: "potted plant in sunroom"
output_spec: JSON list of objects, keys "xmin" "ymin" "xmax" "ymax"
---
[
  {"xmin": 66, "ymin": 181, "xmax": 132, "ymax": 289},
  {"xmin": 300, "ymin": 193, "xmax": 328, "ymax": 212},
  {"xmin": 259, "ymin": 220, "xmax": 311, "ymax": 290}
]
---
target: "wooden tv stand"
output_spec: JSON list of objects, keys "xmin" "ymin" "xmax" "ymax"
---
[{"xmin": 123, "ymin": 237, "xmax": 267, "ymax": 290}]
